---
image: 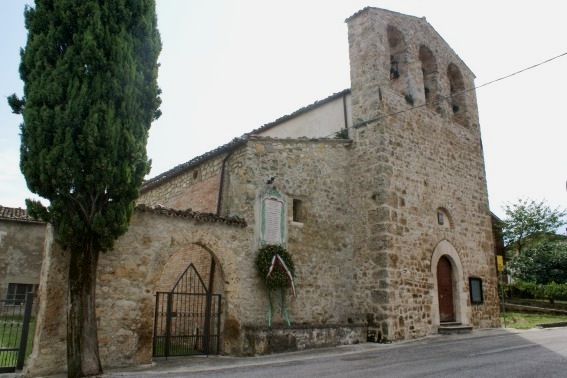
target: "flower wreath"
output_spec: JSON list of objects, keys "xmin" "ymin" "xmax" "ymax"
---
[
  {"xmin": 256, "ymin": 244, "xmax": 296, "ymax": 293},
  {"xmin": 256, "ymin": 244, "xmax": 297, "ymax": 326}
]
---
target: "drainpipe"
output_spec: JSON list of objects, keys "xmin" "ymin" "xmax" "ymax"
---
[{"xmin": 216, "ymin": 151, "xmax": 234, "ymax": 216}]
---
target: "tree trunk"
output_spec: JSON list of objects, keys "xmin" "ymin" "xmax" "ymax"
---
[{"xmin": 67, "ymin": 243, "xmax": 103, "ymax": 377}]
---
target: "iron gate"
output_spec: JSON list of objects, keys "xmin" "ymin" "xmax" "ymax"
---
[
  {"xmin": 0, "ymin": 292, "xmax": 34, "ymax": 373},
  {"xmin": 153, "ymin": 262, "xmax": 221, "ymax": 357}
]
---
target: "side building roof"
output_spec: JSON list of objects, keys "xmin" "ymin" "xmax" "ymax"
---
[{"xmin": 0, "ymin": 205, "xmax": 44, "ymax": 224}]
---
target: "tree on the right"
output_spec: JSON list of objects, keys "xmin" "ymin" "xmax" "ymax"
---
[
  {"xmin": 507, "ymin": 238, "xmax": 567, "ymax": 285},
  {"xmin": 501, "ymin": 198, "xmax": 566, "ymax": 255},
  {"xmin": 502, "ymin": 199, "xmax": 567, "ymax": 302}
]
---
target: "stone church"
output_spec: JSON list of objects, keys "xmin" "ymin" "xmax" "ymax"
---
[{"xmin": 25, "ymin": 7, "xmax": 499, "ymax": 375}]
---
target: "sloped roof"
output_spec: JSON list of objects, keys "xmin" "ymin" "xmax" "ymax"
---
[
  {"xmin": 141, "ymin": 136, "xmax": 247, "ymax": 192},
  {"xmin": 345, "ymin": 6, "xmax": 415, "ymax": 23},
  {"xmin": 0, "ymin": 205, "xmax": 44, "ymax": 224},
  {"xmin": 141, "ymin": 89, "xmax": 350, "ymax": 192}
]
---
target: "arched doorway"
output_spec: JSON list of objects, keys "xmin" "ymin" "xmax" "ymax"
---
[
  {"xmin": 437, "ymin": 256, "xmax": 454, "ymax": 322},
  {"xmin": 153, "ymin": 246, "xmax": 222, "ymax": 358},
  {"xmin": 431, "ymin": 240, "xmax": 468, "ymax": 326}
]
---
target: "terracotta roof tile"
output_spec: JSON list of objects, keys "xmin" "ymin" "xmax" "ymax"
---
[
  {"xmin": 0, "ymin": 205, "xmax": 44, "ymax": 223},
  {"xmin": 135, "ymin": 204, "xmax": 247, "ymax": 227}
]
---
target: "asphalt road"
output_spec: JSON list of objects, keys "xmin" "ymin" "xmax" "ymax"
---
[{"xmin": 88, "ymin": 327, "xmax": 567, "ymax": 377}]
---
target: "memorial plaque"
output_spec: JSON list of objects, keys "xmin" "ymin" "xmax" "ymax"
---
[
  {"xmin": 264, "ymin": 198, "xmax": 283, "ymax": 244},
  {"xmin": 261, "ymin": 188, "xmax": 285, "ymax": 244}
]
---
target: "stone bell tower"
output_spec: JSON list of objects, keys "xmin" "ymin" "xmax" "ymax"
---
[{"xmin": 345, "ymin": 8, "xmax": 499, "ymax": 340}]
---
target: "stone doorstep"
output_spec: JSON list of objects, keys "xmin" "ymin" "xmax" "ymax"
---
[{"xmin": 438, "ymin": 322, "xmax": 473, "ymax": 335}]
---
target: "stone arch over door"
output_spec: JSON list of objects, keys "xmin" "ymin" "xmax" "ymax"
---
[
  {"xmin": 430, "ymin": 240, "xmax": 468, "ymax": 327},
  {"xmin": 156, "ymin": 243, "xmax": 224, "ymax": 296}
]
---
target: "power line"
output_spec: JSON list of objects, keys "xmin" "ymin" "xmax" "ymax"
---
[
  {"xmin": 475, "ymin": 51, "xmax": 567, "ymax": 91},
  {"xmin": 327, "ymin": 51, "xmax": 567, "ymax": 134}
]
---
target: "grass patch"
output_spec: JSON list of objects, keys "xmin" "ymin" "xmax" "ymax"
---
[
  {"xmin": 507, "ymin": 298, "xmax": 567, "ymax": 311},
  {"xmin": 501, "ymin": 312, "xmax": 567, "ymax": 329}
]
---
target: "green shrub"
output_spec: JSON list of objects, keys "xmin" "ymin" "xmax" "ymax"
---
[{"xmin": 510, "ymin": 279, "xmax": 567, "ymax": 303}]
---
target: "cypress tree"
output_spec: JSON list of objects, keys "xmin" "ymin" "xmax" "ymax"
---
[{"xmin": 9, "ymin": 1, "xmax": 161, "ymax": 376}]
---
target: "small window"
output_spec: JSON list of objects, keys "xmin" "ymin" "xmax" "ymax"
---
[
  {"xmin": 292, "ymin": 199, "xmax": 304, "ymax": 223},
  {"xmin": 6, "ymin": 283, "xmax": 34, "ymax": 305},
  {"xmin": 436, "ymin": 207, "xmax": 451, "ymax": 229},
  {"xmin": 469, "ymin": 277, "xmax": 484, "ymax": 304}
]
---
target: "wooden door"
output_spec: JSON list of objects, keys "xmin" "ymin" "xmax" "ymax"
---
[{"xmin": 437, "ymin": 256, "xmax": 455, "ymax": 322}]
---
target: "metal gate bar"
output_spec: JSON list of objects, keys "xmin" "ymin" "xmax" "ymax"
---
[
  {"xmin": 0, "ymin": 292, "xmax": 34, "ymax": 373},
  {"xmin": 153, "ymin": 262, "xmax": 221, "ymax": 358},
  {"xmin": 153, "ymin": 292, "xmax": 221, "ymax": 357}
]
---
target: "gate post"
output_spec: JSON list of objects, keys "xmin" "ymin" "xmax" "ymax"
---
[
  {"xmin": 17, "ymin": 292, "xmax": 34, "ymax": 370},
  {"xmin": 165, "ymin": 292, "xmax": 173, "ymax": 358},
  {"xmin": 216, "ymin": 295, "xmax": 222, "ymax": 353},
  {"xmin": 203, "ymin": 258, "xmax": 216, "ymax": 354}
]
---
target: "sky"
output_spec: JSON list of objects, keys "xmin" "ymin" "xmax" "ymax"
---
[{"xmin": 0, "ymin": 1, "xmax": 566, "ymax": 223}]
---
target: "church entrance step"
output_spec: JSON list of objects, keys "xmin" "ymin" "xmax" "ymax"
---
[{"xmin": 438, "ymin": 322, "xmax": 473, "ymax": 335}]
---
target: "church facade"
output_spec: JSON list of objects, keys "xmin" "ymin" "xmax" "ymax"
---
[{"xmin": 26, "ymin": 7, "xmax": 499, "ymax": 375}]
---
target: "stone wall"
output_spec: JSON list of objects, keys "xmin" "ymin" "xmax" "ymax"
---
[
  {"xmin": 224, "ymin": 138, "xmax": 356, "ymax": 327},
  {"xmin": 138, "ymin": 154, "xmax": 225, "ymax": 212},
  {"xmin": 25, "ymin": 210, "xmax": 251, "ymax": 376},
  {"xmin": 24, "ymin": 226, "xmax": 68, "ymax": 377},
  {"xmin": 0, "ymin": 218, "xmax": 46, "ymax": 299},
  {"xmin": 243, "ymin": 324, "xmax": 367, "ymax": 355}
]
